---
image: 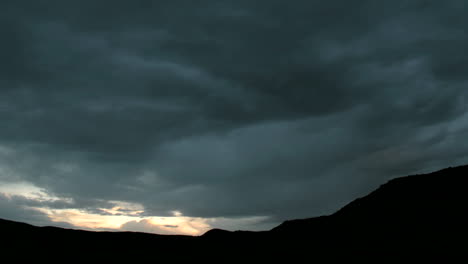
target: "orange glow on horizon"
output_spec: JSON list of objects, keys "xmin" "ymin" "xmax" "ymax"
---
[
  {"xmin": 0, "ymin": 180, "xmax": 271, "ymax": 236},
  {"xmin": 32, "ymin": 207, "xmax": 211, "ymax": 235},
  {"xmin": 0, "ymin": 181, "xmax": 211, "ymax": 235}
]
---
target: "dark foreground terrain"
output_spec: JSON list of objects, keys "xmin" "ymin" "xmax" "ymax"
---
[{"xmin": 2, "ymin": 165, "xmax": 468, "ymax": 261}]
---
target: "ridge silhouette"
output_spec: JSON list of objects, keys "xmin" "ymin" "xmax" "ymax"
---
[{"xmin": 2, "ymin": 165, "xmax": 467, "ymax": 261}]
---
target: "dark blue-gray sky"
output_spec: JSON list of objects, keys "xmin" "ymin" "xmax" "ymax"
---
[{"xmin": 1, "ymin": 0, "xmax": 468, "ymax": 234}]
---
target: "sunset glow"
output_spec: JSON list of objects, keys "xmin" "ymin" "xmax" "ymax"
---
[
  {"xmin": 0, "ymin": 180, "xmax": 269, "ymax": 235},
  {"xmin": 33, "ymin": 207, "xmax": 211, "ymax": 235}
]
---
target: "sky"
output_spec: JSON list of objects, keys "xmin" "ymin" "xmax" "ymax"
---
[{"xmin": 1, "ymin": 0, "xmax": 468, "ymax": 235}]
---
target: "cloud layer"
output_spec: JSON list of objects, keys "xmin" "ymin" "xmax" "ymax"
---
[{"xmin": 1, "ymin": 0, "xmax": 468, "ymax": 232}]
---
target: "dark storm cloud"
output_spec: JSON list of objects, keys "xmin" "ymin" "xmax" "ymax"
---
[
  {"xmin": 0, "ymin": 193, "xmax": 76, "ymax": 228},
  {"xmin": 1, "ymin": 0, "xmax": 468, "ymax": 227},
  {"xmin": 0, "ymin": 194, "xmax": 50, "ymax": 225}
]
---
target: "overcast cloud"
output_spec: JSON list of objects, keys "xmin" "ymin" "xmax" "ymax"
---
[{"xmin": 1, "ymin": 0, "xmax": 468, "ymax": 233}]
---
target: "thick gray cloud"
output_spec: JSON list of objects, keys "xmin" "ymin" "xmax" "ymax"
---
[
  {"xmin": 0, "ymin": 194, "xmax": 50, "ymax": 225},
  {"xmin": 0, "ymin": 193, "xmax": 76, "ymax": 228},
  {"xmin": 1, "ymin": 0, "xmax": 468, "ymax": 230}
]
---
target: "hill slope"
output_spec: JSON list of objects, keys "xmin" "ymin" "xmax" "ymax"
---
[{"xmin": 2, "ymin": 165, "xmax": 467, "ymax": 261}]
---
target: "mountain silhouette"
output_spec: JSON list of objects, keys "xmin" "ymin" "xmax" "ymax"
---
[{"xmin": 2, "ymin": 165, "xmax": 467, "ymax": 261}]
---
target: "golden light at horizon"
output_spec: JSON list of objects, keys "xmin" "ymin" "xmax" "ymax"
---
[
  {"xmin": 0, "ymin": 180, "xmax": 210, "ymax": 235},
  {"xmin": 33, "ymin": 207, "xmax": 211, "ymax": 235},
  {"xmin": 0, "ymin": 180, "xmax": 271, "ymax": 236}
]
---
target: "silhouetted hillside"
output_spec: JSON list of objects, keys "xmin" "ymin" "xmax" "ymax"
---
[
  {"xmin": 271, "ymin": 166, "xmax": 467, "ymax": 258},
  {"xmin": 2, "ymin": 165, "xmax": 468, "ymax": 261},
  {"xmin": 273, "ymin": 165, "xmax": 468, "ymax": 233}
]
